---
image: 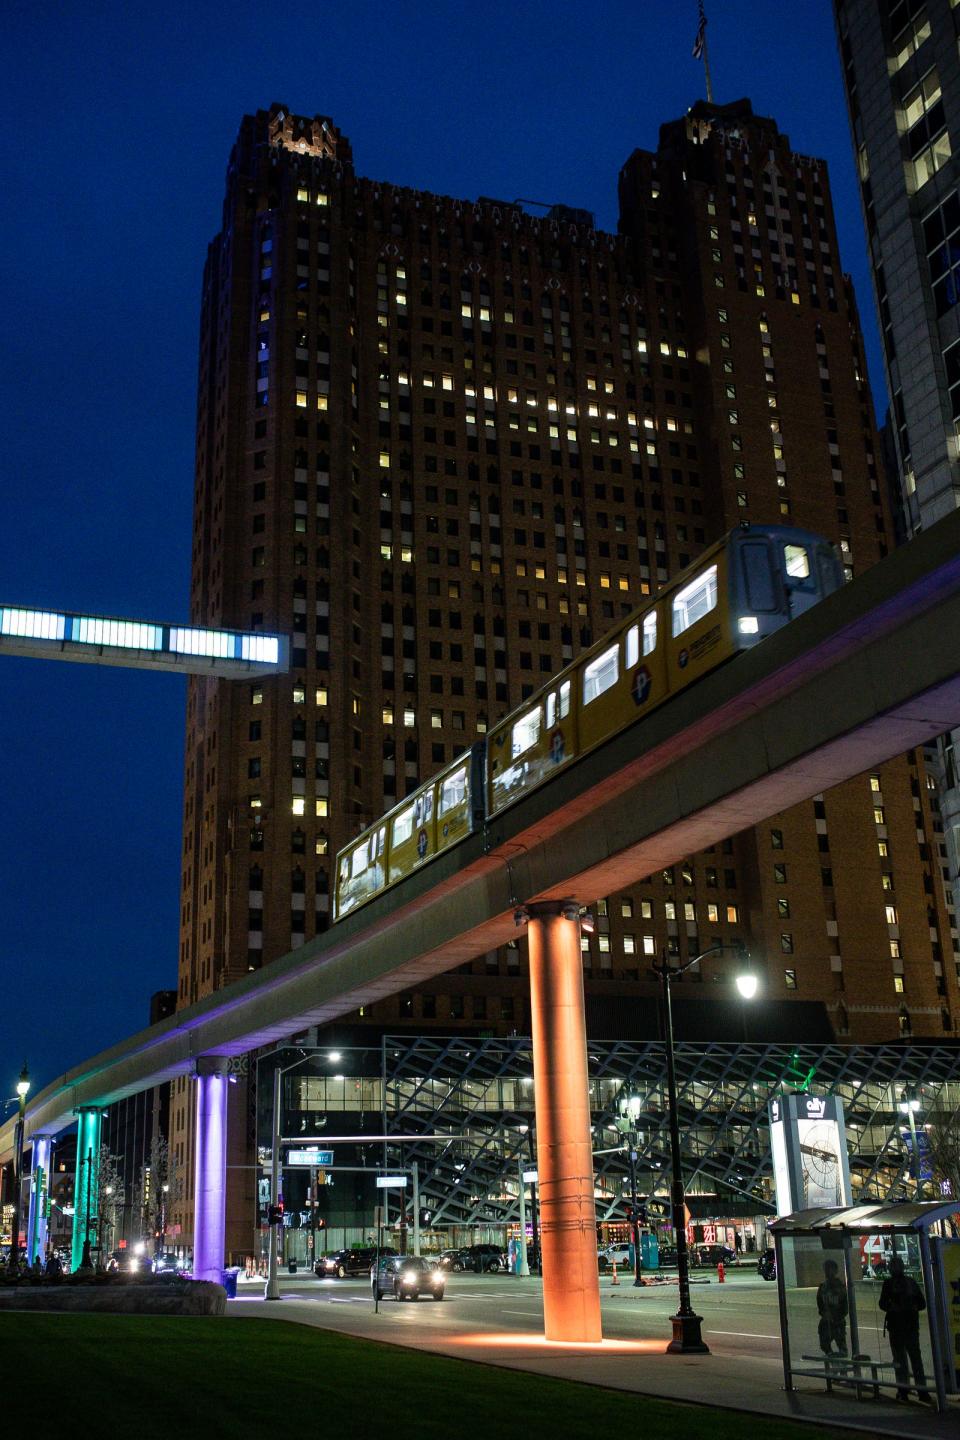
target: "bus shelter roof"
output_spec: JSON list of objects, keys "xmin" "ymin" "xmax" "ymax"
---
[{"xmin": 769, "ymin": 1200, "xmax": 957, "ymax": 1234}]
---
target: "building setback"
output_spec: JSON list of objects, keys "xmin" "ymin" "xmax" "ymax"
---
[
  {"xmin": 170, "ymin": 99, "xmax": 958, "ymax": 1254},
  {"xmin": 833, "ymin": 0, "xmax": 960, "ymax": 945}
]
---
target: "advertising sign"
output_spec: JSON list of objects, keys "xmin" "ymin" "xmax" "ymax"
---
[{"xmin": 768, "ymin": 1093, "xmax": 852, "ymax": 1216}]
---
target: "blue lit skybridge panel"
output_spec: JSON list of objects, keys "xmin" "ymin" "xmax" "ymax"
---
[
  {"xmin": 0, "ymin": 605, "xmax": 289, "ymax": 678},
  {"xmin": 0, "ymin": 607, "xmax": 66, "ymax": 641}
]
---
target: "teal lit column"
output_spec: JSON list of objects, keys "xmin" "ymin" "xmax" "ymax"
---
[
  {"xmin": 26, "ymin": 1134, "xmax": 52, "ymax": 1264},
  {"xmin": 71, "ymin": 1108, "xmax": 102, "ymax": 1271}
]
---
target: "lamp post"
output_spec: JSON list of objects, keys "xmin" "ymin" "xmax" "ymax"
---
[
  {"xmin": 264, "ymin": 1049, "xmax": 315, "ymax": 1300},
  {"xmin": 651, "ymin": 944, "xmax": 756, "ymax": 1355},
  {"xmin": 898, "ymin": 1090, "xmax": 923, "ymax": 1201},
  {"xmin": 617, "ymin": 1094, "xmax": 645, "ymax": 1287},
  {"xmin": 5, "ymin": 1063, "xmax": 30, "ymax": 1274}
]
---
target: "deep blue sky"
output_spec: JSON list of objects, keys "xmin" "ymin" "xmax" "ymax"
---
[{"xmin": 2, "ymin": 1, "xmax": 877, "ymax": 1095}]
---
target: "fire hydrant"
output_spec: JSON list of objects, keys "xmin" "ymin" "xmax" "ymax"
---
[{"xmin": 717, "ymin": 1260, "xmax": 725, "ymax": 1283}]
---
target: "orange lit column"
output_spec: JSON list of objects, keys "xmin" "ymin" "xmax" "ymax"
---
[{"xmin": 526, "ymin": 900, "xmax": 602, "ymax": 1343}]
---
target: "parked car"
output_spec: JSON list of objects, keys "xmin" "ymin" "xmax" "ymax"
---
[
  {"xmin": 657, "ymin": 1245, "xmax": 678, "ymax": 1268},
  {"xmin": 757, "ymin": 1249, "xmax": 776, "ymax": 1282},
  {"xmin": 603, "ymin": 1243, "xmax": 634, "ymax": 1269},
  {"xmin": 693, "ymin": 1243, "xmax": 736, "ymax": 1267},
  {"xmin": 459, "ymin": 1243, "xmax": 507, "ymax": 1273},
  {"xmin": 436, "ymin": 1248, "xmax": 465, "ymax": 1272},
  {"xmin": 317, "ymin": 1245, "xmax": 398, "ymax": 1279},
  {"xmin": 372, "ymin": 1254, "xmax": 446, "ymax": 1301}
]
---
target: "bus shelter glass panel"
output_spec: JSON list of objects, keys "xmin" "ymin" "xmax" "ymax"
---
[
  {"xmin": 780, "ymin": 1235, "xmax": 853, "ymax": 1382},
  {"xmin": 849, "ymin": 1232, "xmax": 933, "ymax": 1399}
]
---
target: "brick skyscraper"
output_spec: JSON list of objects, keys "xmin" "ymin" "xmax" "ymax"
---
[{"xmin": 169, "ymin": 100, "xmax": 957, "ymax": 1251}]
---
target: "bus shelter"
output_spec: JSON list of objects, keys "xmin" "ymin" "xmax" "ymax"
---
[{"xmin": 768, "ymin": 1200, "xmax": 959, "ymax": 1415}]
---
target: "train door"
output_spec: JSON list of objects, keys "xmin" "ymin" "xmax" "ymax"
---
[{"xmin": 734, "ymin": 535, "xmax": 787, "ymax": 644}]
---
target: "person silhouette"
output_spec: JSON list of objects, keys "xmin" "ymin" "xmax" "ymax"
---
[
  {"xmin": 816, "ymin": 1258, "xmax": 848, "ymax": 1358},
  {"xmin": 879, "ymin": 1256, "xmax": 931, "ymax": 1403}
]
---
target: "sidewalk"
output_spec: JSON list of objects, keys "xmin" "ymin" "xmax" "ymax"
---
[{"xmin": 228, "ymin": 1273, "xmax": 956, "ymax": 1438}]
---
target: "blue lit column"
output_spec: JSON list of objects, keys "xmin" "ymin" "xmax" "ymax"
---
[
  {"xmin": 26, "ymin": 1133, "xmax": 52, "ymax": 1264},
  {"xmin": 71, "ymin": 1108, "xmax": 102, "ymax": 1271},
  {"xmin": 193, "ymin": 1057, "xmax": 229, "ymax": 1283}
]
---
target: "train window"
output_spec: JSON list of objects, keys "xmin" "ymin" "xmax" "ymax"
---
[
  {"xmin": 671, "ymin": 564, "xmax": 717, "ymax": 637},
  {"xmin": 392, "ymin": 806, "xmax": 415, "ymax": 846},
  {"xmin": 625, "ymin": 611, "xmax": 657, "ymax": 668},
  {"xmin": 339, "ymin": 856, "xmax": 350, "ymax": 882},
  {"xmin": 545, "ymin": 691, "xmax": 557, "ymax": 728},
  {"xmin": 438, "ymin": 765, "xmax": 468, "ymax": 815},
  {"xmin": 414, "ymin": 792, "xmax": 434, "ymax": 824},
  {"xmin": 350, "ymin": 841, "xmax": 369, "ymax": 877},
  {"xmin": 783, "ymin": 544, "xmax": 810, "ymax": 580},
  {"xmin": 512, "ymin": 707, "xmax": 541, "ymax": 757},
  {"xmin": 559, "ymin": 679, "xmax": 571, "ymax": 718},
  {"xmin": 582, "ymin": 643, "xmax": 619, "ymax": 704}
]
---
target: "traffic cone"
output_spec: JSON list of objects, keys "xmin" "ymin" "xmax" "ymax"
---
[
  {"xmin": 717, "ymin": 1261, "xmax": 725, "ymax": 1283},
  {"xmin": 611, "ymin": 1260, "xmax": 620, "ymax": 1285}
]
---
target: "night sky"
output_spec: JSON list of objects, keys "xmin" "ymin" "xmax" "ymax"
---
[{"xmin": 3, "ymin": 1, "xmax": 877, "ymax": 1095}]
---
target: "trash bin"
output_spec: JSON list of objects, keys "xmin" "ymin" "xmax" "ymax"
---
[
  {"xmin": 221, "ymin": 1266, "xmax": 240, "ymax": 1298},
  {"xmin": 288, "ymin": 1259, "xmax": 298, "ymax": 1275}
]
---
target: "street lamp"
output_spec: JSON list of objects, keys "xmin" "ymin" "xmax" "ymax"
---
[
  {"xmin": 264, "ymin": 1049, "xmax": 316, "ymax": 1301},
  {"xmin": 897, "ymin": 1090, "xmax": 923, "ymax": 1201},
  {"xmin": 616, "ymin": 1093, "xmax": 645, "ymax": 1287},
  {"xmin": 5, "ymin": 1063, "xmax": 30, "ymax": 1274},
  {"xmin": 651, "ymin": 943, "xmax": 756, "ymax": 1354}
]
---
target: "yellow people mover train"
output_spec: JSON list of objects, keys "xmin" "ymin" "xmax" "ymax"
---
[
  {"xmin": 486, "ymin": 524, "xmax": 842, "ymax": 815},
  {"xmin": 333, "ymin": 524, "xmax": 842, "ymax": 920}
]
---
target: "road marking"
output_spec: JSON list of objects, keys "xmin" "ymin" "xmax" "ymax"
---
[{"xmin": 709, "ymin": 1330, "xmax": 778, "ymax": 1340}]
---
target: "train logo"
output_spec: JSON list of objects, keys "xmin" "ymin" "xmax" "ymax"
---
[
  {"xmin": 550, "ymin": 730, "xmax": 565, "ymax": 764},
  {"xmin": 678, "ymin": 648, "xmax": 689, "ymax": 669},
  {"xmin": 632, "ymin": 666, "xmax": 652, "ymax": 706}
]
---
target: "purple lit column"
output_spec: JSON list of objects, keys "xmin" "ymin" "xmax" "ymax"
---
[
  {"xmin": 26, "ymin": 1133, "xmax": 52, "ymax": 1265},
  {"xmin": 193, "ymin": 1057, "xmax": 230, "ymax": 1283}
]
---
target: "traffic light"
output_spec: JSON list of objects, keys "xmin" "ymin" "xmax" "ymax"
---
[
  {"xmin": 419, "ymin": 1209, "xmax": 433, "ymax": 1227},
  {"xmin": 267, "ymin": 1201, "xmax": 285, "ymax": 1226}
]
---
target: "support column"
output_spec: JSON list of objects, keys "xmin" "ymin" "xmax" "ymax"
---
[
  {"xmin": 26, "ymin": 1133, "xmax": 52, "ymax": 1265},
  {"xmin": 71, "ymin": 1108, "xmax": 102, "ymax": 1271},
  {"xmin": 526, "ymin": 900, "xmax": 602, "ymax": 1343},
  {"xmin": 193, "ymin": 1057, "xmax": 230, "ymax": 1283}
]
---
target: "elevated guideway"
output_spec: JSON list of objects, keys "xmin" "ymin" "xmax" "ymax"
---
[{"xmin": 7, "ymin": 506, "xmax": 960, "ymax": 1145}]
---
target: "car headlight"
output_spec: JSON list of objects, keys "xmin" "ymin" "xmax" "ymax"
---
[
  {"xmin": 402, "ymin": 1270, "xmax": 417, "ymax": 1283},
  {"xmin": 432, "ymin": 1270, "xmax": 444, "ymax": 1284},
  {"xmin": 738, "ymin": 616, "xmax": 759, "ymax": 634}
]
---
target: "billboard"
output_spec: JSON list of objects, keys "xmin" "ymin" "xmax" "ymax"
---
[{"xmin": 768, "ymin": 1092, "xmax": 852, "ymax": 1216}]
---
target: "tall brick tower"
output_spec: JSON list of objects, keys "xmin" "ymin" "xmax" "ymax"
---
[{"xmin": 170, "ymin": 100, "xmax": 957, "ymax": 1255}]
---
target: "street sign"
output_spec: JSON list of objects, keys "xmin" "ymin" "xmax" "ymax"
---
[
  {"xmin": 286, "ymin": 1147, "xmax": 334, "ymax": 1166},
  {"xmin": 376, "ymin": 1175, "xmax": 408, "ymax": 1188},
  {"xmin": 522, "ymin": 1169, "xmax": 539, "ymax": 1184}
]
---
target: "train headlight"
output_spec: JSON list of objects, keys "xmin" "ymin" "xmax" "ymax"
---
[{"xmin": 738, "ymin": 616, "xmax": 759, "ymax": 634}]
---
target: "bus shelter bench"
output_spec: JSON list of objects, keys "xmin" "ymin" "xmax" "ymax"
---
[{"xmin": 798, "ymin": 1354, "xmax": 899, "ymax": 1401}]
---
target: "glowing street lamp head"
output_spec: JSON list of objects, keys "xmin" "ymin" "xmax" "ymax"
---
[
  {"xmin": 16, "ymin": 1062, "xmax": 30, "ymax": 1099},
  {"xmin": 735, "ymin": 972, "xmax": 759, "ymax": 1000}
]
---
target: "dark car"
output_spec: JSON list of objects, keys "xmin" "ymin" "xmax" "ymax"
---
[
  {"xmin": 317, "ymin": 1245, "xmax": 398, "ymax": 1279},
  {"xmin": 152, "ymin": 1251, "xmax": 186, "ymax": 1276},
  {"xmin": 757, "ymin": 1249, "xmax": 776, "ymax": 1282},
  {"xmin": 693, "ymin": 1242, "xmax": 736, "ymax": 1267},
  {"xmin": 437, "ymin": 1248, "xmax": 465, "ymax": 1272},
  {"xmin": 372, "ymin": 1254, "xmax": 445, "ymax": 1301},
  {"xmin": 459, "ymin": 1243, "xmax": 507, "ymax": 1273},
  {"xmin": 657, "ymin": 1245, "xmax": 678, "ymax": 1268}
]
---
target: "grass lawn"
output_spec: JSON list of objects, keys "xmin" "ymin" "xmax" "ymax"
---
[{"xmin": 0, "ymin": 1313, "xmax": 855, "ymax": 1440}]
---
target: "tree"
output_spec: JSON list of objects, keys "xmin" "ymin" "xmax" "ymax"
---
[{"xmin": 924, "ymin": 1104, "xmax": 960, "ymax": 1217}]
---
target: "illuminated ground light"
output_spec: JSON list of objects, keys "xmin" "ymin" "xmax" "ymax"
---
[{"xmin": 448, "ymin": 1333, "xmax": 664, "ymax": 1354}]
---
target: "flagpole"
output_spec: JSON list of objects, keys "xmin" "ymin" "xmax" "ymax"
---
[
  {"xmin": 702, "ymin": 31, "xmax": 714, "ymax": 103},
  {"xmin": 693, "ymin": 3, "xmax": 714, "ymax": 104}
]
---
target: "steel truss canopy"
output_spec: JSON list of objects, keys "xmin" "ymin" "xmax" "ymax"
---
[{"xmin": 0, "ymin": 605, "xmax": 289, "ymax": 677}]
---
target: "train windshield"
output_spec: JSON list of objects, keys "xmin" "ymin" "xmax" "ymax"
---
[
  {"xmin": 350, "ymin": 841, "xmax": 370, "ymax": 877},
  {"xmin": 626, "ymin": 611, "xmax": 657, "ymax": 666},
  {"xmin": 783, "ymin": 544, "xmax": 811, "ymax": 580},
  {"xmin": 439, "ymin": 765, "xmax": 468, "ymax": 815},
  {"xmin": 582, "ymin": 643, "xmax": 619, "ymax": 704},
  {"xmin": 672, "ymin": 564, "xmax": 717, "ymax": 636}
]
